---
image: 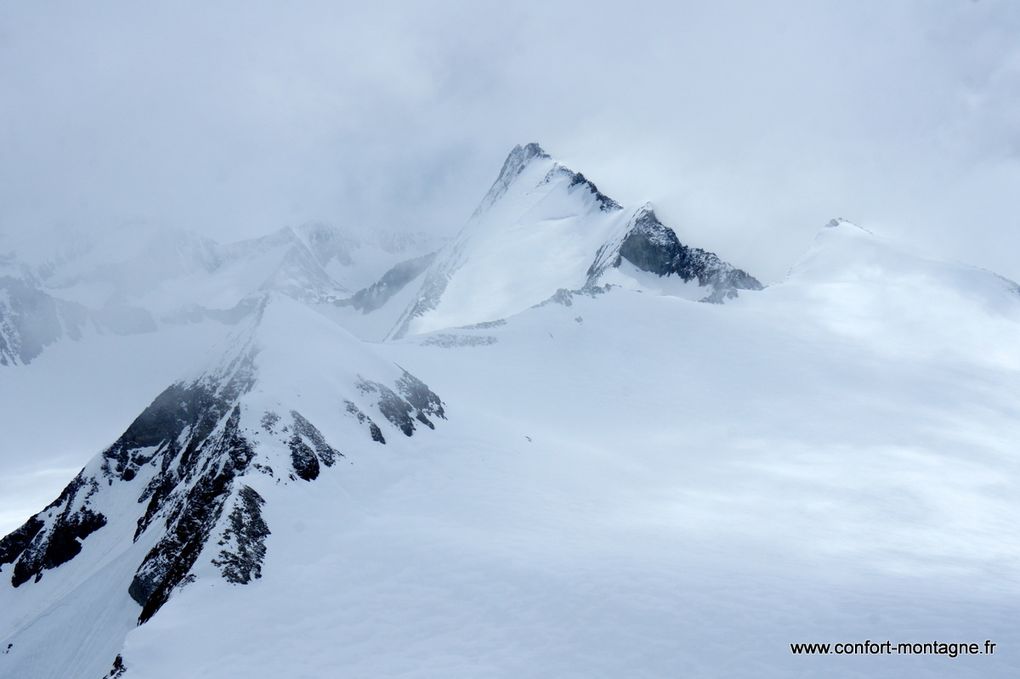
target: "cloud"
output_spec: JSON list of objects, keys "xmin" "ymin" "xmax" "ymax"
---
[{"xmin": 0, "ymin": 0, "xmax": 1017, "ymax": 281}]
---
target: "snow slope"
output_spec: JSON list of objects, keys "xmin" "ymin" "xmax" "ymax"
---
[
  {"xmin": 0, "ymin": 294, "xmax": 447, "ymax": 679},
  {"xmin": 2, "ymin": 149, "xmax": 1019, "ymax": 678},
  {"xmin": 84, "ymin": 241, "xmax": 1020, "ymax": 676},
  {"xmin": 390, "ymin": 144, "xmax": 760, "ymax": 338}
]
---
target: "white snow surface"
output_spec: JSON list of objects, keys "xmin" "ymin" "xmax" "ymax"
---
[
  {"xmin": 394, "ymin": 152, "xmax": 633, "ymax": 336},
  {"xmin": 2, "ymin": 180, "xmax": 1020, "ymax": 675},
  {"xmin": 129, "ymin": 243, "xmax": 1020, "ymax": 677}
]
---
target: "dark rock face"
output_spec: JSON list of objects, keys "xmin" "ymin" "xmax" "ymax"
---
[
  {"xmin": 107, "ymin": 385, "xmax": 224, "ymax": 482},
  {"xmin": 12, "ymin": 507, "xmax": 107, "ymax": 587},
  {"xmin": 0, "ymin": 364, "xmax": 249, "ymax": 603},
  {"xmin": 0, "ymin": 364, "xmax": 262, "ymax": 611},
  {"xmin": 0, "ymin": 350, "xmax": 264, "ymax": 621},
  {"xmin": 0, "ymin": 332, "xmax": 446, "ymax": 633},
  {"xmin": 344, "ymin": 401, "xmax": 386, "ymax": 444},
  {"xmin": 0, "ymin": 517, "xmax": 44, "ymax": 571},
  {"xmin": 356, "ymin": 370, "xmax": 446, "ymax": 437},
  {"xmin": 362, "ymin": 382, "xmax": 418, "ymax": 437},
  {"xmin": 0, "ymin": 473, "xmax": 108, "ymax": 588},
  {"xmin": 343, "ymin": 252, "xmax": 436, "ymax": 313},
  {"xmin": 287, "ymin": 411, "xmax": 341, "ymax": 481},
  {"xmin": 396, "ymin": 371, "xmax": 446, "ymax": 422},
  {"xmin": 212, "ymin": 485, "xmax": 270, "ymax": 585},
  {"xmin": 130, "ymin": 405, "xmax": 257, "ymax": 623},
  {"xmin": 606, "ymin": 208, "xmax": 763, "ymax": 301},
  {"xmin": 289, "ymin": 411, "xmax": 340, "ymax": 467},
  {"xmin": 563, "ymin": 170, "xmax": 622, "ymax": 212},
  {"xmin": 127, "ymin": 394, "xmax": 343, "ymax": 622},
  {"xmin": 108, "ymin": 352, "xmax": 256, "ymax": 486},
  {"xmin": 288, "ymin": 435, "xmax": 321, "ymax": 481},
  {"xmin": 103, "ymin": 654, "xmax": 127, "ymax": 679}
]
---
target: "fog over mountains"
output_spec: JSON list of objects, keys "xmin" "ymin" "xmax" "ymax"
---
[{"xmin": 1, "ymin": 143, "xmax": 1018, "ymax": 678}]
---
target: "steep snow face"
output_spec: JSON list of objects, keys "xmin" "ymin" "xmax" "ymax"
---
[
  {"xmin": 87, "ymin": 257, "xmax": 1020, "ymax": 679},
  {"xmin": 0, "ymin": 295, "xmax": 445, "ymax": 679},
  {"xmin": 3, "ymin": 142, "xmax": 762, "ymax": 363},
  {"xmin": 391, "ymin": 144, "xmax": 761, "ymax": 337},
  {"xmin": 6, "ymin": 149, "xmax": 1020, "ymax": 679},
  {"xmin": 391, "ymin": 144, "xmax": 630, "ymax": 337}
]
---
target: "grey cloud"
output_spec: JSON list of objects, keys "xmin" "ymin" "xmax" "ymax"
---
[{"xmin": 1, "ymin": 0, "xmax": 1018, "ymax": 282}]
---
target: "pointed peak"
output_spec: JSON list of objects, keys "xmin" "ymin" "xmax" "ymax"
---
[
  {"xmin": 496, "ymin": 142, "xmax": 550, "ymax": 183},
  {"xmin": 514, "ymin": 142, "xmax": 550, "ymax": 162},
  {"xmin": 634, "ymin": 202, "xmax": 658, "ymax": 219},
  {"xmin": 472, "ymin": 142, "xmax": 556, "ymax": 217},
  {"xmin": 630, "ymin": 203, "xmax": 665, "ymax": 231}
]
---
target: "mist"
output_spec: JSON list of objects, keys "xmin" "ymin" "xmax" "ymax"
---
[
  {"xmin": 4, "ymin": 5, "xmax": 1020, "ymax": 675},
  {"xmin": 1, "ymin": 0, "xmax": 1018, "ymax": 282}
]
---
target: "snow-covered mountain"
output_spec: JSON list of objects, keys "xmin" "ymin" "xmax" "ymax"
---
[
  {"xmin": 0, "ymin": 256, "xmax": 155, "ymax": 367},
  {"xmin": 0, "ymin": 261, "xmax": 86, "ymax": 367},
  {"xmin": 0, "ymin": 143, "xmax": 758, "ymax": 361},
  {"xmin": 389, "ymin": 143, "xmax": 761, "ymax": 337},
  {"xmin": 0, "ymin": 222, "xmax": 446, "ymax": 364},
  {"xmin": 0, "ymin": 294, "xmax": 446, "ymax": 678},
  {"xmin": 2, "ymin": 145, "xmax": 1020, "ymax": 678}
]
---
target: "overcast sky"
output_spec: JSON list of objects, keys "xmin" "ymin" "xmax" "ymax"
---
[{"xmin": 1, "ymin": 0, "xmax": 1018, "ymax": 282}]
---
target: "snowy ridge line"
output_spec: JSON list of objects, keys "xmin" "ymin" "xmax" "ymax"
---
[
  {"xmin": 390, "ymin": 142, "xmax": 762, "ymax": 338},
  {"xmin": 0, "ymin": 295, "xmax": 447, "ymax": 677},
  {"xmin": 0, "ymin": 221, "xmax": 445, "ymax": 365}
]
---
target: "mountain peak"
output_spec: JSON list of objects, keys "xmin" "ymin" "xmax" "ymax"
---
[
  {"xmin": 472, "ymin": 143, "xmax": 554, "ymax": 217},
  {"xmin": 634, "ymin": 202, "xmax": 658, "ymax": 220},
  {"xmin": 519, "ymin": 141, "xmax": 548, "ymax": 158},
  {"xmin": 497, "ymin": 142, "xmax": 550, "ymax": 183},
  {"xmin": 786, "ymin": 217, "xmax": 891, "ymax": 282},
  {"xmin": 392, "ymin": 148, "xmax": 764, "ymax": 336},
  {"xmin": 0, "ymin": 287, "xmax": 446, "ymax": 643}
]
